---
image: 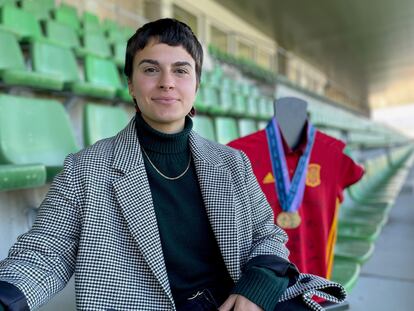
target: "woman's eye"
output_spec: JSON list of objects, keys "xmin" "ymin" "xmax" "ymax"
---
[
  {"xmin": 175, "ymin": 68, "xmax": 188, "ymax": 75},
  {"xmin": 143, "ymin": 67, "xmax": 158, "ymax": 73}
]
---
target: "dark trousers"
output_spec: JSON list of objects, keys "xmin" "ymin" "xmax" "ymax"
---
[{"xmin": 176, "ymin": 289, "xmax": 312, "ymax": 311}]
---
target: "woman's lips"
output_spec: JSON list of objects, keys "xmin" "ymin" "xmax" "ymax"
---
[{"xmin": 152, "ymin": 97, "xmax": 179, "ymax": 104}]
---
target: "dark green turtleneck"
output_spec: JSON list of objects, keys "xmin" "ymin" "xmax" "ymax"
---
[
  {"xmin": 135, "ymin": 113, "xmax": 234, "ymax": 304},
  {"xmin": 135, "ymin": 113, "xmax": 288, "ymax": 310}
]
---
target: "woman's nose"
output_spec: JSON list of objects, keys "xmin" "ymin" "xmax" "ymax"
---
[{"xmin": 158, "ymin": 72, "xmax": 174, "ymax": 90}]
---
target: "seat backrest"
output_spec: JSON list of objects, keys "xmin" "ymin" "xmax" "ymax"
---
[
  {"xmin": 82, "ymin": 32, "xmax": 111, "ymax": 58},
  {"xmin": 0, "ymin": 30, "xmax": 25, "ymax": 71},
  {"xmin": 85, "ymin": 55, "xmax": 122, "ymax": 88},
  {"xmin": 44, "ymin": 19, "xmax": 80, "ymax": 49},
  {"xmin": 192, "ymin": 115, "xmax": 216, "ymax": 142},
  {"xmin": 82, "ymin": 11, "xmax": 100, "ymax": 33},
  {"xmin": 0, "ymin": 0, "xmax": 16, "ymax": 6},
  {"xmin": 113, "ymin": 42, "xmax": 126, "ymax": 66},
  {"xmin": 54, "ymin": 3, "xmax": 80, "ymax": 31},
  {"xmin": 21, "ymin": 0, "xmax": 52, "ymax": 20},
  {"xmin": 0, "ymin": 5, "xmax": 42, "ymax": 39},
  {"xmin": 107, "ymin": 28, "xmax": 127, "ymax": 43},
  {"xmin": 238, "ymin": 119, "xmax": 258, "ymax": 137},
  {"xmin": 31, "ymin": 39, "xmax": 80, "ymax": 83},
  {"xmin": 83, "ymin": 103, "xmax": 130, "ymax": 146},
  {"xmin": 215, "ymin": 117, "xmax": 239, "ymax": 144},
  {"xmin": 0, "ymin": 94, "xmax": 78, "ymax": 166},
  {"xmin": 103, "ymin": 18, "xmax": 119, "ymax": 32}
]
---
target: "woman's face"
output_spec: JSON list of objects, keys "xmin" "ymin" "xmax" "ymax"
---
[{"xmin": 128, "ymin": 39, "xmax": 197, "ymax": 134}]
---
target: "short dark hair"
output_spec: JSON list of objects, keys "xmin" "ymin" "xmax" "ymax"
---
[{"xmin": 124, "ymin": 18, "xmax": 203, "ymax": 86}]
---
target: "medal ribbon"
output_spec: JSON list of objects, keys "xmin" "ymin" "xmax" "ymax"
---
[{"xmin": 265, "ymin": 118, "xmax": 316, "ymax": 213}]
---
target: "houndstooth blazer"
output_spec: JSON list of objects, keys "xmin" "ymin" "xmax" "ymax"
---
[{"xmin": 0, "ymin": 118, "xmax": 345, "ymax": 311}]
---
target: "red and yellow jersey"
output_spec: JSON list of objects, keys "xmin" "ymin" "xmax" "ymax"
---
[{"xmin": 228, "ymin": 128, "xmax": 364, "ymax": 278}]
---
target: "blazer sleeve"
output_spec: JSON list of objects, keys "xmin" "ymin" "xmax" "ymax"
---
[
  {"xmin": 240, "ymin": 151, "xmax": 291, "ymax": 261},
  {"xmin": 0, "ymin": 154, "xmax": 80, "ymax": 310}
]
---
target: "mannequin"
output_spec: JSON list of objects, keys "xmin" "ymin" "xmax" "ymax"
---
[
  {"xmin": 228, "ymin": 96, "xmax": 364, "ymax": 278},
  {"xmin": 274, "ymin": 97, "xmax": 308, "ymax": 150}
]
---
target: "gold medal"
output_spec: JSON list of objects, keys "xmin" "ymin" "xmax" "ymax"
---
[{"xmin": 276, "ymin": 211, "xmax": 301, "ymax": 229}]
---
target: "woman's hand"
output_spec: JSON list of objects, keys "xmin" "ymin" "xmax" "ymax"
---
[{"xmin": 219, "ymin": 294, "xmax": 264, "ymax": 311}]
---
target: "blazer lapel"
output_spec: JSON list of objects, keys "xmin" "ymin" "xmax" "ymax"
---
[
  {"xmin": 111, "ymin": 119, "xmax": 173, "ymax": 303},
  {"xmin": 190, "ymin": 133, "xmax": 241, "ymax": 281}
]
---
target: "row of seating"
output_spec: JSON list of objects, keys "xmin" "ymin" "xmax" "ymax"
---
[
  {"xmin": 0, "ymin": 1, "xmax": 134, "ymax": 39},
  {"xmin": 330, "ymin": 146, "xmax": 414, "ymax": 292},
  {"xmin": 0, "ymin": 30, "xmax": 130, "ymax": 100},
  {"xmin": 0, "ymin": 94, "xmax": 269, "ymax": 192}
]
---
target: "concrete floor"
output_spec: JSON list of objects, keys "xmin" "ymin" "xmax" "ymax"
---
[{"xmin": 347, "ymin": 165, "xmax": 414, "ymax": 311}]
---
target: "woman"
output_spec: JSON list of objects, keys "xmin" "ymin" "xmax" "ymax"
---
[{"xmin": 0, "ymin": 19, "xmax": 344, "ymax": 311}]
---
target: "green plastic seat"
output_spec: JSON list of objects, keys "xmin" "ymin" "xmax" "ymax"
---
[
  {"xmin": 29, "ymin": 39, "xmax": 124, "ymax": 98},
  {"xmin": 76, "ymin": 32, "xmax": 111, "ymax": 58},
  {"xmin": 21, "ymin": 0, "xmax": 53, "ymax": 20},
  {"xmin": 337, "ymin": 221, "xmax": 381, "ymax": 242},
  {"xmin": 331, "ymin": 258, "xmax": 360, "ymax": 293},
  {"xmin": 83, "ymin": 103, "xmax": 129, "ymax": 146},
  {"xmin": 0, "ymin": 94, "xmax": 79, "ymax": 181},
  {"xmin": 238, "ymin": 119, "xmax": 258, "ymax": 137},
  {"xmin": 339, "ymin": 207, "xmax": 388, "ymax": 227},
  {"xmin": 78, "ymin": 55, "xmax": 123, "ymax": 99},
  {"xmin": 0, "ymin": 30, "xmax": 63, "ymax": 90},
  {"xmin": 215, "ymin": 117, "xmax": 239, "ymax": 145},
  {"xmin": 82, "ymin": 11, "xmax": 100, "ymax": 33},
  {"xmin": 103, "ymin": 18, "xmax": 119, "ymax": 32},
  {"xmin": 106, "ymin": 27, "xmax": 127, "ymax": 43},
  {"xmin": 0, "ymin": 164, "xmax": 46, "ymax": 191},
  {"xmin": 0, "ymin": 0, "xmax": 16, "ymax": 6},
  {"xmin": 0, "ymin": 5, "xmax": 43, "ymax": 40},
  {"xmin": 53, "ymin": 3, "xmax": 80, "ymax": 31},
  {"xmin": 257, "ymin": 120, "xmax": 268, "ymax": 130},
  {"xmin": 44, "ymin": 19, "xmax": 81, "ymax": 49},
  {"xmin": 334, "ymin": 240, "xmax": 375, "ymax": 264},
  {"xmin": 113, "ymin": 41, "xmax": 126, "ymax": 67},
  {"xmin": 234, "ymin": 94, "xmax": 248, "ymax": 117},
  {"xmin": 192, "ymin": 115, "xmax": 216, "ymax": 142},
  {"xmin": 122, "ymin": 26, "xmax": 135, "ymax": 40},
  {"xmin": 194, "ymin": 84, "xmax": 215, "ymax": 113}
]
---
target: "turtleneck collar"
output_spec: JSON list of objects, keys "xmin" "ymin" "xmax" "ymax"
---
[{"xmin": 135, "ymin": 113, "xmax": 193, "ymax": 154}]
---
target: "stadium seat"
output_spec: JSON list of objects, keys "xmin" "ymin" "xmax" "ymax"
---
[
  {"xmin": 82, "ymin": 11, "xmax": 100, "ymax": 33},
  {"xmin": 334, "ymin": 240, "xmax": 375, "ymax": 264},
  {"xmin": 209, "ymin": 78, "xmax": 233, "ymax": 115},
  {"xmin": 21, "ymin": 0, "xmax": 53, "ymax": 20},
  {"xmin": 331, "ymin": 258, "xmax": 360, "ymax": 293},
  {"xmin": 106, "ymin": 27, "xmax": 127, "ymax": 43},
  {"xmin": 0, "ymin": 164, "xmax": 46, "ymax": 191},
  {"xmin": 113, "ymin": 41, "xmax": 126, "ymax": 67},
  {"xmin": 0, "ymin": 0, "xmax": 16, "ymax": 6},
  {"xmin": 83, "ymin": 103, "xmax": 129, "ymax": 146},
  {"xmin": 192, "ymin": 115, "xmax": 216, "ymax": 142},
  {"xmin": 232, "ymin": 93, "xmax": 247, "ymax": 117},
  {"xmin": 44, "ymin": 19, "xmax": 81, "ymax": 49},
  {"xmin": 0, "ymin": 94, "xmax": 79, "ymax": 181},
  {"xmin": 337, "ymin": 221, "xmax": 381, "ymax": 242},
  {"xmin": 194, "ymin": 84, "xmax": 214, "ymax": 113},
  {"xmin": 0, "ymin": 5, "xmax": 43, "ymax": 40},
  {"xmin": 0, "ymin": 30, "xmax": 63, "ymax": 90},
  {"xmin": 53, "ymin": 3, "xmax": 80, "ymax": 31},
  {"xmin": 81, "ymin": 55, "xmax": 127, "ymax": 99},
  {"xmin": 76, "ymin": 32, "xmax": 111, "ymax": 58},
  {"xmin": 238, "ymin": 118, "xmax": 258, "ymax": 137},
  {"xmin": 214, "ymin": 117, "xmax": 239, "ymax": 144},
  {"xmin": 257, "ymin": 120, "xmax": 268, "ymax": 130},
  {"xmin": 103, "ymin": 18, "xmax": 119, "ymax": 32},
  {"xmin": 122, "ymin": 26, "xmax": 135, "ymax": 39}
]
